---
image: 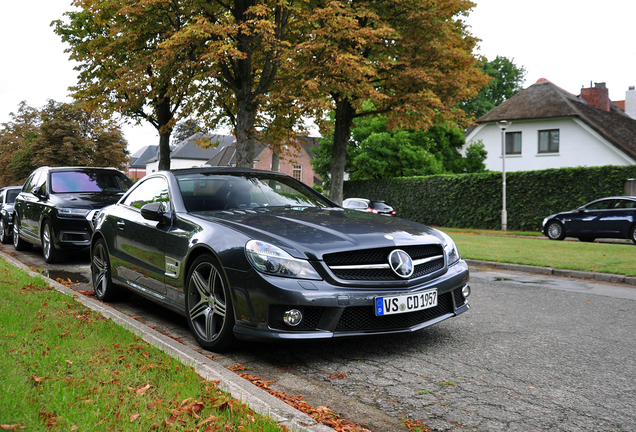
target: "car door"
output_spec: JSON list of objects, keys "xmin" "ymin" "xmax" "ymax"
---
[
  {"xmin": 109, "ymin": 176, "xmax": 172, "ymax": 296},
  {"xmin": 566, "ymin": 199, "xmax": 615, "ymax": 236},
  {"xmin": 19, "ymin": 170, "xmax": 47, "ymax": 244},
  {"xmin": 599, "ymin": 199, "xmax": 636, "ymax": 237}
]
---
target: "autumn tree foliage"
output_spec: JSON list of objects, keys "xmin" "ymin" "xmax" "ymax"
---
[
  {"xmin": 0, "ymin": 101, "xmax": 128, "ymax": 186},
  {"xmin": 53, "ymin": 0, "xmax": 209, "ymax": 170},
  {"xmin": 293, "ymin": 0, "xmax": 489, "ymax": 204},
  {"xmin": 164, "ymin": 0, "xmax": 306, "ymax": 167}
]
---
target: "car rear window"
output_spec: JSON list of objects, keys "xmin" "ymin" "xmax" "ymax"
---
[{"xmin": 51, "ymin": 171, "xmax": 131, "ymax": 194}]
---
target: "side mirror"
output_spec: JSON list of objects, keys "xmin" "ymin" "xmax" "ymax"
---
[
  {"xmin": 31, "ymin": 187, "xmax": 44, "ymax": 198},
  {"xmin": 577, "ymin": 206, "xmax": 585, "ymax": 212},
  {"xmin": 140, "ymin": 202, "xmax": 171, "ymax": 224}
]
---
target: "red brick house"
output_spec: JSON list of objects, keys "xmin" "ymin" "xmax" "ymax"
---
[{"xmin": 207, "ymin": 136, "xmax": 321, "ymax": 188}]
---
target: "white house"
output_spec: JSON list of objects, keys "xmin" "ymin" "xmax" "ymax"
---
[{"xmin": 464, "ymin": 79, "xmax": 636, "ymax": 172}]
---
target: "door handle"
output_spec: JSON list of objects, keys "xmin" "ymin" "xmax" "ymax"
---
[{"xmin": 116, "ymin": 220, "xmax": 125, "ymax": 230}]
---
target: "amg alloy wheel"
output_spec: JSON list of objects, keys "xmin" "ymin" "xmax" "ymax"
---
[
  {"xmin": 91, "ymin": 238, "xmax": 127, "ymax": 301},
  {"xmin": 185, "ymin": 255, "xmax": 236, "ymax": 352}
]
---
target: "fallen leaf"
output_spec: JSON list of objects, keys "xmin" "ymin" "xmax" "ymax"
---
[
  {"xmin": 129, "ymin": 414, "xmax": 140, "ymax": 422},
  {"xmin": 0, "ymin": 425, "xmax": 26, "ymax": 431},
  {"xmin": 327, "ymin": 372, "xmax": 347, "ymax": 380}
]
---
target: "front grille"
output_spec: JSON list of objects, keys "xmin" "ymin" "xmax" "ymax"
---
[
  {"xmin": 323, "ymin": 244, "xmax": 445, "ymax": 281},
  {"xmin": 335, "ymin": 291, "xmax": 454, "ymax": 331},
  {"xmin": 268, "ymin": 291, "xmax": 456, "ymax": 333}
]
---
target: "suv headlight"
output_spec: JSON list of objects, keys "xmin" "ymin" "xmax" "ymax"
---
[
  {"xmin": 246, "ymin": 240, "xmax": 322, "ymax": 280},
  {"xmin": 57, "ymin": 208, "xmax": 91, "ymax": 217},
  {"xmin": 440, "ymin": 232, "xmax": 461, "ymax": 266}
]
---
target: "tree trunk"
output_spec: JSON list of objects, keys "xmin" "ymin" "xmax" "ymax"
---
[
  {"xmin": 271, "ymin": 150, "xmax": 280, "ymax": 172},
  {"xmin": 330, "ymin": 97, "xmax": 356, "ymax": 205},
  {"xmin": 156, "ymin": 98, "xmax": 173, "ymax": 171},
  {"xmin": 158, "ymin": 132, "xmax": 172, "ymax": 171},
  {"xmin": 235, "ymin": 88, "xmax": 256, "ymax": 168}
]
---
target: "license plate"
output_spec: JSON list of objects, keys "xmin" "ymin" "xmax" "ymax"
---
[{"xmin": 375, "ymin": 289, "xmax": 438, "ymax": 316}]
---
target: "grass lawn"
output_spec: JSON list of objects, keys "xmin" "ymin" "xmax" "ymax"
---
[
  {"xmin": 444, "ymin": 230, "xmax": 636, "ymax": 276},
  {"xmin": 0, "ymin": 258, "xmax": 286, "ymax": 432}
]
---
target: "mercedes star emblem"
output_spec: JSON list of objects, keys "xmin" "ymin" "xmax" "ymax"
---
[{"xmin": 388, "ymin": 249, "xmax": 414, "ymax": 278}]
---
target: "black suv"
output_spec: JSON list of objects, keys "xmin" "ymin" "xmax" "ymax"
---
[{"xmin": 13, "ymin": 167, "xmax": 132, "ymax": 263}]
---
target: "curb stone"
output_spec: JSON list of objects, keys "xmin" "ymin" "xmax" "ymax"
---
[
  {"xmin": 0, "ymin": 250, "xmax": 334, "ymax": 432},
  {"xmin": 466, "ymin": 259, "xmax": 636, "ymax": 286}
]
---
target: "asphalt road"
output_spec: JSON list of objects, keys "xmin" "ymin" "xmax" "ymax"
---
[{"xmin": 4, "ymin": 243, "xmax": 636, "ymax": 432}]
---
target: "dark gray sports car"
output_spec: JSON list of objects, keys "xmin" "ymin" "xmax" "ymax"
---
[{"xmin": 91, "ymin": 168, "xmax": 470, "ymax": 351}]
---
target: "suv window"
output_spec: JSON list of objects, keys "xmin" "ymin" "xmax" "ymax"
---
[
  {"xmin": 51, "ymin": 171, "xmax": 131, "ymax": 194},
  {"xmin": 24, "ymin": 171, "xmax": 45, "ymax": 194},
  {"xmin": 6, "ymin": 189, "xmax": 19, "ymax": 203}
]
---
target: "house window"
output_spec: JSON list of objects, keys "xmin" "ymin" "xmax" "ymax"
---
[
  {"xmin": 293, "ymin": 164, "xmax": 302, "ymax": 182},
  {"xmin": 505, "ymin": 132, "xmax": 522, "ymax": 155},
  {"xmin": 538, "ymin": 129, "xmax": 559, "ymax": 153}
]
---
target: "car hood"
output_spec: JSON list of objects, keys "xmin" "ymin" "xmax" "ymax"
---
[
  {"xmin": 195, "ymin": 208, "xmax": 446, "ymax": 260},
  {"xmin": 50, "ymin": 192, "xmax": 124, "ymax": 209}
]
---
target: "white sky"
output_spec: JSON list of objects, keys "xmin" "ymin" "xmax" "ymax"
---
[{"xmin": 1, "ymin": 0, "xmax": 635, "ymax": 155}]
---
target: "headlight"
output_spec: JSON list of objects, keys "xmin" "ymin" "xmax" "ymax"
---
[
  {"xmin": 245, "ymin": 240, "xmax": 322, "ymax": 280},
  {"xmin": 440, "ymin": 232, "xmax": 461, "ymax": 266},
  {"xmin": 57, "ymin": 208, "xmax": 91, "ymax": 217}
]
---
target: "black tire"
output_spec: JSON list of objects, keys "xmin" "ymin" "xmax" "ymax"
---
[
  {"xmin": 0, "ymin": 218, "xmax": 10, "ymax": 244},
  {"xmin": 42, "ymin": 220, "xmax": 66, "ymax": 264},
  {"xmin": 12, "ymin": 216, "xmax": 32, "ymax": 251},
  {"xmin": 546, "ymin": 221, "xmax": 565, "ymax": 241},
  {"xmin": 578, "ymin": 237, "xmax": 595, "ymax": 243},
  {"xmin": 185, "ymin": 254, "xmax": 236, "ymax": 352},
  {"xmin": 631, "ymin": 226, "xmax": 636, "ymax": 245},
  {"xmin": 91, "ymin": 238, "xmax": 128, "ymax": 301}
]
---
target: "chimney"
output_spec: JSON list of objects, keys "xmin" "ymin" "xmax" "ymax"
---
[
  {"xmin": 626, "ymin": 86, "xmax": 636, "ymax": 120},
  {"xmin": 580, "ymin": 82, "xmax": 610, "ymax": 111}
]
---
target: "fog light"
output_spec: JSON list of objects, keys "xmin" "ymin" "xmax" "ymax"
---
[
  {"xmin": 283, "ymin": 309, "xmax": 303, "ymax": 326},
  {"xmin": 461, "ymin": 285, "xmax": 471, "ymax": 298}
]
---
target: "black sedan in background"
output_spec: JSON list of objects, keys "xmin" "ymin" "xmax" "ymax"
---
[
  {"xmin": 0, "ymin": 186, "xmax": 22, "ymax": 244},
  {"xmin": 91, "ymin": 168, "xmax": 471, "ymax": 352},
  {"xmin": 542, "ymin": 196, "xmax": 636, "ymax": 243},
  {"xmin": 13, "ymin": 166, "xmax": 132, "ymax": 263}
]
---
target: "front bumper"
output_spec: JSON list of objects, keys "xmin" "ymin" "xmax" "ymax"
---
[
  {"xmin": 51, "ymin": 214, "xmax": 96, "ymax": 251},
  {"xmin": 229, "ymin": 260, "xmax": 470, "ymax": 341}
]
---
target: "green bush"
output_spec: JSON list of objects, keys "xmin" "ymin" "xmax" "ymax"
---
[{"xmin": 343, "ymin": 165, "xmax": 636, "ymax": 231}]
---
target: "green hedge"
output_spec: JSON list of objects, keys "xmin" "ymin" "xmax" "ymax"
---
[{"xmin": 343, "ymin": 166, "xmax": 636, "ymax": 231}]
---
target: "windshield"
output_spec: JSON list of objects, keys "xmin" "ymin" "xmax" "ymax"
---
[
  {"xmin": 51, "ymin": 171, "xmax": 132, "ymax": 194},
  {"xmin": 176, "ymin": 172, "xmax": 333, "ymax": 212}
]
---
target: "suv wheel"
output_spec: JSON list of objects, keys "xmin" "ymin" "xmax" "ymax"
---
[
  {"xmin": 12, "ymin": 217, "xmax": 32, "ymax": 251},
  {"xmin": 0, "ymin": 219, "xmax": 10, "ymax": 244},
  {"xmin": 42, "ymin": 220, "xmax": 65, "ymax": 263}
]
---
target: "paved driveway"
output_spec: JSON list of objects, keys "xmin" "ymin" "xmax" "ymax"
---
[{"xmin": 3, "ymin": 243, "xmax": 636, "ymax": 431}]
